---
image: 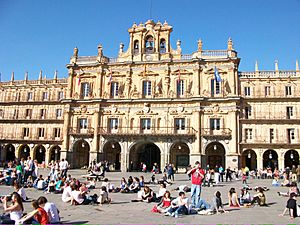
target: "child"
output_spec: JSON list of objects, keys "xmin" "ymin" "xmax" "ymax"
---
[
  {"xmin": 242, "ymin": 173, "xmax": 247, "ymax": 184},
  {"xmin": 97, "ymin": 186, "xmax": 111, "ymax": 205}
]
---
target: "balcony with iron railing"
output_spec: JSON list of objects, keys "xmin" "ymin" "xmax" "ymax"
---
[
  {"xmin": 241, "ymin": 135, "xmax": 297, "ymax": 145},
  {"xmin": 0, "ymin": 113, "xmax": 64, "ymax": 123},
  {"xmin": 201, "ymin": 128, "xmax": 232, "ymax": 139},
  {"xmin": 69, "ymin": 127, "xmax": 95, "ymax": 136},
  {"xmin": 240, "ymin": 112, "xmax": 299, "ymax": 121},
  {"xmin": 98, "ymin": 126, "xmax": 197, "ymax": 137},
  {"xmin": 0, "ymin": 133, "xmax": 62, "ymax": 142}
]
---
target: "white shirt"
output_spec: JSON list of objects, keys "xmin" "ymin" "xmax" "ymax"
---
[
  {"xmin": 71, "ymin": 190, "xmax": 84, "ymax": 204},
  {"xmin": 59, "ymin": 161, "xmax": 69, "ymax": 170},
  {"xmin": 62, "ymin": 186, "xmax": 72, "ymax": 202},
  {"xmin": 44, "ymin": 202, "xmax": 60, "ymax": 223},
  {"xmin": 158, "ymin": 188, "xmax": 166, "ymax": 197},
  {"xmin": 37, "ymin": 179, "xmax": 45, "ymax": 189},
  {"xmin": 18, "ymin": 187, "xmax": 27, "ymax": 201}
]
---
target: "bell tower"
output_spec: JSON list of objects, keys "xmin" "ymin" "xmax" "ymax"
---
[{"xmin": 118, "ymin": 20, "xmax": 173, "ymax": 62}]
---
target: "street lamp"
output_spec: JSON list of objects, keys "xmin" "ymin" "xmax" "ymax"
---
[
  {"xmin": 214, "ymin": 145, "xmax": 217, "ymax": 150},
  {"xmin": 269, "ymin": 152, "xmax": 272, "ymax": 159},
  {"xmin": 81, "ymin": 141, "xmax": 85, "ymax": 148},
  {"xmin": 178, "ymin": 145, "xmax": 181, "ymax": 150},
  {"xmin": 248, "ymin": 152, "xmax": 251, "ymax": 158},
  {"xmin": 291, "ymin": 152, "xmax": 294, "ymax": 159},
  {"xmin": 112, "ymin": 143, "xmax": 115, "ymax": 149}
]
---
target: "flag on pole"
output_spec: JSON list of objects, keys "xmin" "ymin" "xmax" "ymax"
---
[
  {"xmin": 177, "ymin": 66, "xmax": 181, "ymax": 83},
  {"xmin": 214, "ymin": 66, "xmax": 222, "ymax": 82},
  {"xmin": 108, "ymin": 68, "xmax": 112, "ymax": 85}
]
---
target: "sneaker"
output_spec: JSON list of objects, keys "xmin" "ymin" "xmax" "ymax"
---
[
  {"xmin": 277, "ymin": 192, "xmax": 281, "ymax": 196},
  {"xmin": 164, "ymin": 212, "xmax": 171, "ymax": 216},
  {"xmin": 174, "ymin": 213, "xmax": 179, "ymax": 218},
  {"xmin": 171, "ymin": 212, "xmax": 175, "ymax": 217}
]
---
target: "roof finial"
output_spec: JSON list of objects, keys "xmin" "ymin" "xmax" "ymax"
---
[
  {"xmin": 54, "ymin": 70, "xmax": 58, "ymax": 79},
  {"xmin": 296, "ymin": 59, "xmax": 299, "ymax": 71},
  {"xmin": 38, "ymin": 70, "xmax": 42, "ymax": 80},
  {"xmin": 11, "ymin": 71, "xmax": 14, "ymax": 82},
  {"xmin": 227, "ymin": 37, "xmax": 233, "ymax": 51},
  {"xmin": 73, "ymin": 47, "xmax": 78, "ymax": 58},
  {"xmin": 255, "ymin": 60, "xmax": 259, "ymax": 72},
  {"xmin": 275, "ymin": 60, "xmax": 279, "ymax": 71},
  {"xmin": 197, "ymin": 39, "xmax": 203, "ymax": 52},
  {"xmin": 24, "ymin": 71, "xmax": 28, "ymax": 81}
]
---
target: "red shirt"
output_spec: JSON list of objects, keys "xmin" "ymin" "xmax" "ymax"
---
[
  {"xmin": 34, "ymin": 207, "xmax": 49, "ymax": 225},
  {"xmin": 191, "ymin": 168, "xmax": 205, "ymax": 185}
]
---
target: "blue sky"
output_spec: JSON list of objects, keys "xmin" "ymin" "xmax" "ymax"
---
[{"xmin": 0, "ymin": 0, "xmax": 299, "ymax": 81}]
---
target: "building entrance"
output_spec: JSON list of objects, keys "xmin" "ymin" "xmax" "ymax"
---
[
  {"xmin": 73, "ymin": 140, "xmax": 90, "ymax": 168},
  {"xmin": 129, "ymin": 142, "xmax": 160, "ymax": 171},
  {"xmin": 204, "ymin": 142, "xmax": 225, "ymax": 169}
]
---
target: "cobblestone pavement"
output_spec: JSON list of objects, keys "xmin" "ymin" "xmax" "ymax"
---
[{"xmin": 0, "ymin": 169, "xmax": 298, "ymax": 224}]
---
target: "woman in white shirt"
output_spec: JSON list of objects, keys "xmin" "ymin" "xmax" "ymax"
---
[{"xmin": 1, "ymin": 192, "xmax": 24, "ymax": 224}]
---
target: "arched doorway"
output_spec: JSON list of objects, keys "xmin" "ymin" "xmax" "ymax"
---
[
  {"xmin": 19, "ymin": 145, "xmax": 30, "ymax": 160},
  {"xmin": 49, "ymin": 146, "xmax": 61, "ymax": 162},
  {"xmin": 73, "ymin": 139, "xmax": 90, "ymax": 168},
  {"xmin": 205, "ymin": 142, "xmax": 226, "ymax": 169},
  {"xmin": 263, "ymin": 149, "xmax": 278, "ymax": 170},
  {"xmin": 103, "ymin": 141, "xmax": 121, "ymax": 171},
  {"xmin": 5, "ymin": 144, "xmax": 15, "ymax": 162},
  {"xmin": 34, "ymin": 145, "xmax": 46, "ymax": 164},
  {"xmin": 284, "ymin": 150, "xmax": 299, "ymax": 168},
  {"xmin": 129, "ymin": 142, "xmax": 160, "ymax": 171},
  {"xmin": 170, "ymin": 142, "xmax": 190, "ymax": 169},
  {"xmin": 241, "ymin": 149, "xmax": 257, "ymax": 170}
]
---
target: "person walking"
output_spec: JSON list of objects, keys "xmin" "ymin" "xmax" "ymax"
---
[
  {"xmin": 187, "ymin": 161, "xmax": 205, "ymax": 208},
  {"xmin": 167, "ymin": 164, "xmax": 175, "ymax": 182}
]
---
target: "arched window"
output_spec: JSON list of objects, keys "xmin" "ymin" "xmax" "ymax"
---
[
  {"xmin": 145, "ymin": 36, "xmax": 154, "ymax": 53},
  {"xmin": 160, "ymin": 39, "xmax": 166, "ymax": 53},
  {"xmin": 133, "ymin": 40, "xmax": 139, "ymax": 54}
]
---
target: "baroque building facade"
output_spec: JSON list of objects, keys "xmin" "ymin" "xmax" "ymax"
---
[{"xmin": 0, "ymin": 20, "xmax": 299, "ymax": 172}]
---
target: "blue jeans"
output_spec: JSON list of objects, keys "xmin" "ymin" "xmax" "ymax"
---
[
  {"xmin": 190, "ymin": 184, "xmax": 201, "ymax": 207},
  {"xmin": 168, "ymin": 205, "xmax": 189, "ymax": 215},
  {"xmin": 195, "ymin": 198, "xmax": 210, "ymax": 210}
]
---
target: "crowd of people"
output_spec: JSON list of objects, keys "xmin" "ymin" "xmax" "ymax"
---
[{"xmin": 1, "ymin": 157, "xmax": 300, "ymax": 223}]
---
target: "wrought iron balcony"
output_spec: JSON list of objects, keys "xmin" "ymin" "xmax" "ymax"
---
[
  {"xmin": 201, "ymin": 128, "xmax": 232, "ymax": 139},
  {"xmin": 69, "ymin": 127, "xmax": 94, "ymax": 136},
  {"xmin": 98, "ymin": 126, "xmax": 197, "ymax": 137}
]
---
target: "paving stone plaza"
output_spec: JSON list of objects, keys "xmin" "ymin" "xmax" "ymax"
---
[{"xmin": 0, "ymin": 169, "xmax": 298, "ymax": 224}]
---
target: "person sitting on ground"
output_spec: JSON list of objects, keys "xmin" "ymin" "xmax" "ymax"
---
[
  {"xmin": 155, "ymin": 191, "xmax": 172, "ymax": 213},
  {"xmin": 253, "ymin": 186, "xmax": 269, "ymax": 191},
  {"xmin": 86, "ymin": 178, "xmax": 96, "ymax": 189},
  {"xmin": 18, "ymin": 200, "xmax": 49, "ymax": 225},
  {"xmin": 139, "ymin": 176, "xmax": 145, "ymax": 187},
  {"xmin": 54, "ymin": 177, "xmax": 64, "ymax": 193},
  {"xmin": 114, "ymin": 177, "xmax": 127, "ymax": 193},
  {"xmin": 272, "ymin": 177, "xmax": 280, "ymax": 187},
  {"xmin": 0, "ymin": 192, "xmax": 24, "ymax": 224},
  {"xmin": 228, "ymin": 187, "xmax": 240, "ymax": 207},
  {"xmin": 46, "ymin": 180, "xmax": 56, "ymax": 193},
  {"xmin": 37, "ymin": 196, "xmax": 60, "ymax": 224},
  {"xmin": 165, "ymin": 191, "xmax": 189, "ymax": 218},
  {"xmin": 211, "ymin": 191, "xmax": 227, "ymax": 214},
  {"xmin": 281, "ymin": 176, "xmax": 291, "ymax": 187},
  {"xmin": 14, "ymin": 183, "xmax": 28, "ymax": 202},
  {"xmin": 137, "ymin": 186, "xmax": 156, "ymax": 203},
  {"xmin": 62, "ymin": 182, "xmax": 73, "ymax": 203},
  {"xmin": 25, "ymin": 175, "xmax": 34, "ymax": 188},
  {"xmin": 158, "ymin": 173, "xmax": 171, "ymax": 185},
  {"xmin": 279, "ymin": 192, "xmax": 298, "ymax": 219},
  {"xmin": 101, "ymin": 178, "xmax": 115, "ymax": 192},
  {"xmin": 70, "ymin": 184, "xmax": 91, "ymax": 205},
  {"xmin": 127, "ymin": 176, "xmax": 133, "ymax": 186},
  {"xmin": 278, "ymin": 182, "xmax": 299, "ymax": 197},
  {"xmin": 127, "ymin": 177, "xmax": 140, "ymax": 193},
  {"xmin": 246, "ymin": 187, "xmax": 267, "ymax": 206},
  {"xmin": 156, "ymin": 183, "xmax": 167, "ymax": 201},
  {"xmin": 174, "ymin": 184, "xmax": 191, "ymax": 193},
  {"xmin": 35, "ymin": 175, "xmax": 46, "ymax": 190},
  {"xmin": 240, "ymin": 188, "xmax": 251, "ymax": 205},
  {"xmin": 97, "ymin": 186, "xmax": 111, "ymax": 205}
]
